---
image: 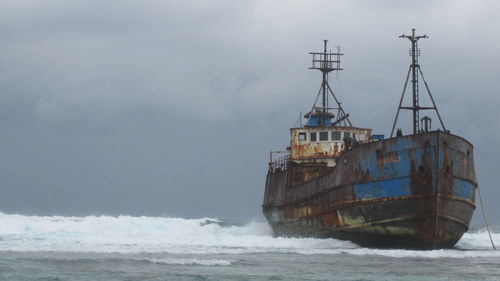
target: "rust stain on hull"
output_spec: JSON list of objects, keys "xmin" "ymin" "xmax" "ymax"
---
[{"xmin": 263, "ymin": 131, "xmax": 477, "ymax": 249}]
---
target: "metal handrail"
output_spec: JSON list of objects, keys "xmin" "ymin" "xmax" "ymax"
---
[{"xmin": 268, "ymin": 154, "xmax": 290, "ymax": 173}]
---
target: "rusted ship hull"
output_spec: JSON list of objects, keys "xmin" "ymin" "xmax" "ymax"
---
[{"xmin": 262, "ymin": 131, "xmax": 477, "ymax": 249}]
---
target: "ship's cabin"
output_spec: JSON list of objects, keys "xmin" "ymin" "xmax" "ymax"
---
[
  {"xmin": 268, "ymin": 41, "xmax": 376, "ymax": 174},
  {"xmin": 289, "ymin": 126, "xmax": 372, "ymax": 167}
]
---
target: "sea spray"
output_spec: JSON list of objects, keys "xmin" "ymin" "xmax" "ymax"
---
[{"xmin": 0, "ymin": 212, "xmax": 498, "ymax": 258}]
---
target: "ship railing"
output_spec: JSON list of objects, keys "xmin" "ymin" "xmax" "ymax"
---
[{"xmin": 268, "ymin": 151, "xmax": 290, "ymax": 173}]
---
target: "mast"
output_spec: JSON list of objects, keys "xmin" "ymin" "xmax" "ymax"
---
[
  {"xmin": 391, "ymin": 29, "xmax": 446, "ymax": 137},
  {"xmin": 307, "ymin": 40, "xmax": 352, "ymax": 127},
  {"xmin": 322, "ymin": 40, "xmax": 328, "ymax": 114},
  {"xmin": 405, "ymin": 29, "xmax": 426, "ymax": 134}
]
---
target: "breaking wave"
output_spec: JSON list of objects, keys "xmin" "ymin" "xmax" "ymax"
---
[
  {"xmin": 0, "ymin": 212, "xmax": 498, "ymax": 258},
  {"xmin": 145, "ymin": 258, "xmax": 233, "ymax": 266}
]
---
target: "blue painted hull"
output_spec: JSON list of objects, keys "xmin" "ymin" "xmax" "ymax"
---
[{"xmin": 262, "ymin": 131, "xmax": 477, "ymax": 249}]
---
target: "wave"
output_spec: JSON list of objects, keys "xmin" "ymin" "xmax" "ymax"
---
[
  {"xmin": 0, "ymin": 213, "xmax": 498, "ymax": 258},
  {"xmin": 145, "ymin": 258, "xmax": 233, "ymax": 266}
]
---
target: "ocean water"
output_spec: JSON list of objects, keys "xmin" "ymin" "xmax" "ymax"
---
[{"xmin": 0, "ymin": 213, "xmax": 499, "ymax": 281}]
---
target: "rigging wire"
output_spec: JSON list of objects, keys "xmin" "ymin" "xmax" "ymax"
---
[
  {"xmin": 293, "ymin": 112, "xmax": 302, "ymax": 128},
  {"xmin": 477, "ymin": 186, "xmax": 496, "ymax": 250}
]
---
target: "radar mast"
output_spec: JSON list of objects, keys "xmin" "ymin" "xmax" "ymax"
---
[
  {"xmin": 305, "ymin": 40, "xmax": 352, "ymax": 127},
  {"xmin": 391, "ymin": 28, "xmax": 446, "ymax": 136}
]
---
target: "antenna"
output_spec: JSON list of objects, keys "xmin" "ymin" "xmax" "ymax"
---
[
  {"xmin": 307, "ymin": 40, "xmax": 352, "ymax": 127},
  {"xmin": 390, "ymin": 29, "xmax": 446, "ymax": 137},
  {"xmin": 335, "ymin": 45, "xmax": 342, "ymax": 80}
]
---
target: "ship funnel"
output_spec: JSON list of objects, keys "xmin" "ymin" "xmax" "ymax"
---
[{"xmin": 421, "ymin": 116, "xmax": 432, "ymax": 132}]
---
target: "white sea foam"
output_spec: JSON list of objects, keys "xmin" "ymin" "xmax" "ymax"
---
[
  {"xmin": 456, "ymin": 230, "xmax": 500, "ymax": 249},
  {"xmin": 145, "ymin": 258, "xmax": 233, "ymax": 266},
  {"xmin": 0, "ymin": 212, "xmax": 498, "ymax": 258}
]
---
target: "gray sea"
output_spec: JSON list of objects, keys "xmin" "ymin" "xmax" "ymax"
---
[{"xmin": 0, "ymin": 213, "xmax": 498, "ymax": 281}]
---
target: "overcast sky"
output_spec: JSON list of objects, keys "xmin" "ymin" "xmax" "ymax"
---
[{"xmin": 0, "ymin": 0, "xmax": 499, "ymax": 224}]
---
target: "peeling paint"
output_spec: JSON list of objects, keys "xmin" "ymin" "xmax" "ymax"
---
[{"xmin": 263, "ymin": 131, "xmax": 477, "ymax": 249}]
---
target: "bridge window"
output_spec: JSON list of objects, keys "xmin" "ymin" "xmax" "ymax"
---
[
  {"xmin": 332, "ymin": 131, "xmax": 341, "ymax": 140},
  {"xmin": 319, "ymin": 131, "xmax": 329, "ymax": 141},
  {"xmin": 310, "ymin": 132, "xmax": 317, "ymax": 142},
  {"xmin": 344, "ymin": 132, "xmax": 351, "ymax": 139},
  {"xmin": 298, "ymin": 132, "xmax": 307, "ymax": 141}
]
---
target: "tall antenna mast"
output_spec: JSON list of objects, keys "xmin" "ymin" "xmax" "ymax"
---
[
  {"xmin": 391, "ymin": 29, "xmax": 446, "ymax": 137},
  {"xmin": 307, "ymin": 40, "xmax": 352, "ymax": 127}
]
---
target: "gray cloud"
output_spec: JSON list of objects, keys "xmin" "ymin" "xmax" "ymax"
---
[{"xmin": 0, "ymin": 0, "xmax": 498, "ymax": 223}]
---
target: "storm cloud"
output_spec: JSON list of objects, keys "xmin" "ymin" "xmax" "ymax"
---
[{"xmin": 0, "ymin": 0, "xmax": 498, "ymax": 224}]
